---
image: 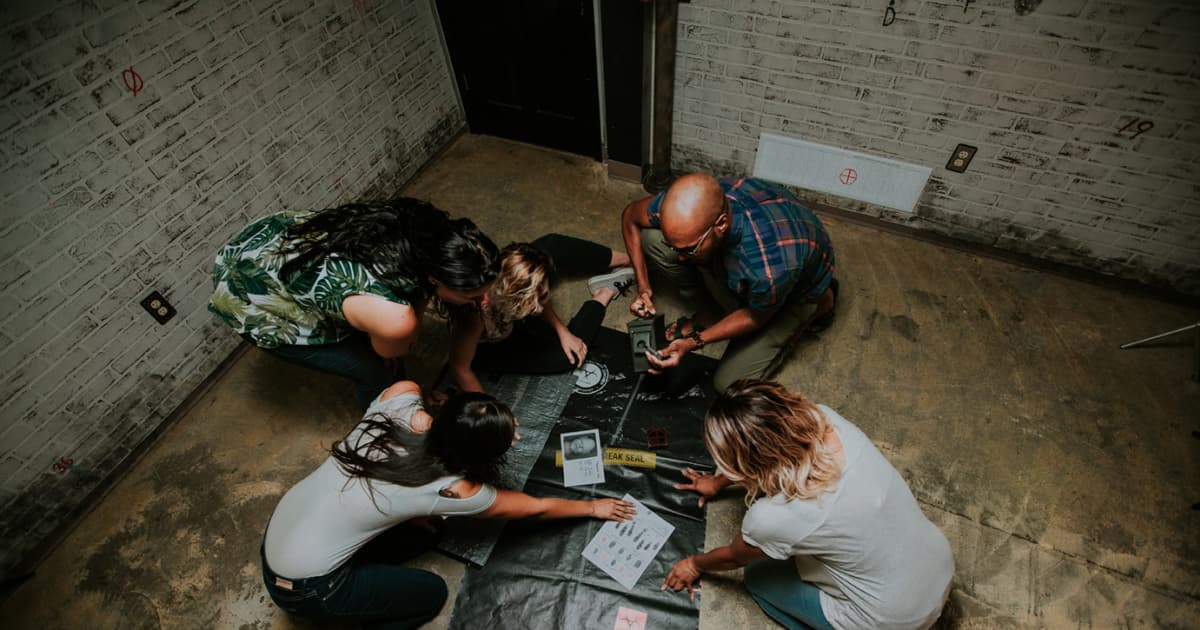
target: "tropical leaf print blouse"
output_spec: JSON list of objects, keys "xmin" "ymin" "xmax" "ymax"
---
[{"xmin": 209, "ymin": 211, "xmax": 415, "ymax": 348}]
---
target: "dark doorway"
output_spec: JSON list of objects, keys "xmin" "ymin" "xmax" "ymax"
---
[
  {"xmin": 601, "ymin": 0, "xmax": 647, "ymax": 169},
  {"xmin": 436, "ymin": 0, "xmax": 602, "ymax": 160}
]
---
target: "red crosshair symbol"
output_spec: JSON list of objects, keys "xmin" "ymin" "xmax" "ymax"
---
[
  {"xmin": 122, "ymin": 67, "xmax": 143, "ymax": 96},
  {"xmin": 839, "ymin": 167, "xmax": 858, "ymax": 185}
]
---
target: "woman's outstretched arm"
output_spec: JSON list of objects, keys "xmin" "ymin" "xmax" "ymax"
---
[
  {"xmin": 474, "ymin": 489, "xmax": 635, "ymax": 522},
  {"xmin": 662, "ymin": 532, "xmax": 766, "ymax": 599},
  {"xmin": 537, "ymin": 302, "xmax": 587, "ymax": 367}
]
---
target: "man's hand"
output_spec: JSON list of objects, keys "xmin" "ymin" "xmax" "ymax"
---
[
  {"xmin": 674, "ymin": 468, "xmax": 728, "ymax": 507},
  {"xmin": 630, "ymin": 290, "xmax": 656, "ymax": 318},
  {"xmin": 646, "ymin": 338, "xmax": 693, "ymax": 372},
  {"xmin": 557, "ymin": 331, "xmax": 588, "ymax": 367},
  {"xmin": 662, "ymin": 556, "xmax": 702, "ymax": 600}
]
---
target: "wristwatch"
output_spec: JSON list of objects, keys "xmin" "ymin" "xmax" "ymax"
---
[{"xmin": 687, "ymin": 329, "xmax": 705, "ymax": 349}]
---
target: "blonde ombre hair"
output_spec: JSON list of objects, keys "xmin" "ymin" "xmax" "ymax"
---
[
  {"xmin": 489, "ymin": 243, "xmax": 553, "ymax": 322},
  {"xmin": 703, "ymin": 378, "xmax": 842, "ymax": 505}
]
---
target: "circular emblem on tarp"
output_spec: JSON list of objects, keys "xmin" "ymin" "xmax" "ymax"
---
[{"xmin": 572, "ymin": 360, "xmax": 609, "ymax": 395}]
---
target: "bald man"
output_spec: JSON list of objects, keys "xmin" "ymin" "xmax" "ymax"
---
[{"xmin": 620, "ymin": 174, "xmax": 836, "ymax": 391}]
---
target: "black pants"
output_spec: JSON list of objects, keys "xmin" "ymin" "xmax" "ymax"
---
[
  {"xmin": 531, "ymin": 232, "xmax": 612, "ymax": 279},
  {"xmin": 472, "ymin": 234, "xmax": 612, "ymax": 375},
  {"xmin": 248, "ymin": 332, "xmax": 399, "ymax": 411}
]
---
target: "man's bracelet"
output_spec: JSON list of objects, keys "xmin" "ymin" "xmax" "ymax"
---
[{"xmin": 687, "ymin": 329, "xmax": 705, "ymax": 349}]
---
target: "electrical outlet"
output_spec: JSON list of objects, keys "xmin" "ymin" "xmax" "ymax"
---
[
  {"xmin": 141, "ymin": 291, "xmax": 176, "ymax": 324},
  {"xmin": 945, "ymin": 144, "xmax": 977, "ymax": 173}
]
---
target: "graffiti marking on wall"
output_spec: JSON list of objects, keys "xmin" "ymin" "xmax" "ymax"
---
[
  {"xmin": 1117, "ymin": 118, "xmax": 1154, "ymax": 140},
  {"xmin": 122, "ymin": 67, "xmax": 144, "ymax": 96}
]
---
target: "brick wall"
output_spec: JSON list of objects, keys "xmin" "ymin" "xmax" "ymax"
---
[
  {"xmin": 671, "ymin": 0, "xmax": 1200, "ymax": 295},
  {"xmin": 0, "ymin": 0, "xmax": 463, "ymax": 576}
]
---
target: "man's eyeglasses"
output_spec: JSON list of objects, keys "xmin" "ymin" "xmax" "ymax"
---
[{"xmin": 671, "ymin": 216, "xmax": 720, "ymax": 258}]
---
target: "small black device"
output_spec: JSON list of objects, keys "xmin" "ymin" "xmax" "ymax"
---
[{"xmin": 627, "ymin": 316, "xmax": 666, "ymax": 373}]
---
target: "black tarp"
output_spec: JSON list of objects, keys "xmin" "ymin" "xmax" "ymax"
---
[
  {"xmin": 450, "ymin": 327, "xmax": 717, "ymax": 629},
  {"xmin": 437, "ymin": 369, "xmax": 577, "ymax": 567}
]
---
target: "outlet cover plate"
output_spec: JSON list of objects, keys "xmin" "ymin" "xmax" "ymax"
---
[
  {"xmin": 141, "ymin": 291, "xmax": 176, "ymax": 325},
  {"xmin": 946, "ymin": 144, "xmax": 977, "ymax": 173}
]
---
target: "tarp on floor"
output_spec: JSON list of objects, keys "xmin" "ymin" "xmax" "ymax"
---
[
  {"xmin": 436, "ymin": 369, "xmax": 577, "ymax": 567},
  {"xmin": 449, "ymin": 327, "xmax": 718, "ymax": 629}
]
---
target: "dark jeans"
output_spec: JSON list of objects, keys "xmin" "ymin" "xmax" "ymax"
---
[
  {"xmin": 261, "ymin": 525, "xmax": 444, "ymax": 630},
  {"xmin": 473, "ymin": 301, "xmax": 606, "ymax": 374},
  {"xmin": 472, "ymin": 234, "xmax": 612, "ymax": 374},
  {"xmin": 251, "ymin": 332, "xmax": 399, "ymax": 411}
]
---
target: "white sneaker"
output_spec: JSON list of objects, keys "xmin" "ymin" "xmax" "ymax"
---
[{"xmin": 587, "ymin": 267, "xmax": 636, "ymax": 296}]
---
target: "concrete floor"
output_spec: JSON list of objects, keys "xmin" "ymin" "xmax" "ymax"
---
[{"xmin": 3, "ymin": 134, "xmax": 1198, "ymax": 629}]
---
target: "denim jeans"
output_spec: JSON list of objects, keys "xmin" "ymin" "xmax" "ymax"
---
[
  {"xmin": 261, "ymin": 525, "xmax": 445, "ymax": 630},
  {"xmin": 744, "ymin": 558, "xmax": 835, "ymax": 630},
  {"xmin": 249, "ymin": 332, "xmax": 400, "ymax": 411}
]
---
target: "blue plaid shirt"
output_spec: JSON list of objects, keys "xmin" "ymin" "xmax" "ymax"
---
[{"xmin": 647, "ymin": 177, "xmax": 835, "ymax": 311}]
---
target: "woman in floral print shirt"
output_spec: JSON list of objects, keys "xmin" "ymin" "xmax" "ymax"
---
[{"xmin": 210, "ymin": 197, "xmax": 500, "ymax": 409}]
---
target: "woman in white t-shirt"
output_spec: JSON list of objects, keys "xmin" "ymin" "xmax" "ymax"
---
[
  {"xmin": 663, "ymin": 379, "xmax": 954, "ymax": 630},
  {"xmin": 262, "ymin": 380, "xmax": 636, "ymax": 629}
]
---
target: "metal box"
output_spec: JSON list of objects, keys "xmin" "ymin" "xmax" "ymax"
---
[{"xmin": 627, "ymin": 316, "xmax": 666, "ymax": 373}]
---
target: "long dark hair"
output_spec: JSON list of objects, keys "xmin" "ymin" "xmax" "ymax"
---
[
  {"xmin": 331, "ymin": 392, "xmax": 515, "ymax": 493},
  {"xmin": 279, "ymin": 198, "xmax": 500, "ymax": 297}
]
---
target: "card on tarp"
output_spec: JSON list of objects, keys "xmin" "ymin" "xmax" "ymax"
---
[
  {"xmin": 561, "ymin": 428, "xmax": 605, "ymax": 487},
  {"xmin": 583, "ymin": 494, "xmax": 674, "ymax": 590}
]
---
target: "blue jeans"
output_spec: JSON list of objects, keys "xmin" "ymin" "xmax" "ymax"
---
[
  {"xmin": 250, "ymin": 332, "xmax": 399, "ymax": 410},
  {"xmin": 744, "ymin": 559, "xmax": 835, "ymax": 630},
  {"xmin": 261, "ymin": 525, "xmax": 445, "ymax": 629}
]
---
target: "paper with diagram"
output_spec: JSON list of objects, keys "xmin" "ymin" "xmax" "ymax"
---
[{"xmin": 582, "ymin": 494, "xmax": 674, "ymax": 590}]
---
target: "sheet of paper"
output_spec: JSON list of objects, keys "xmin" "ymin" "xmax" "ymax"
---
[
  {"xmin": 561, "ymin": 429, "xmax": 605, "ymax": 487},
  {"xmin": 612, "ymin": 606, "xmax": 647, "ymax": 630},
  {"xmin": 583, "ymin": 494, "xmax": 674, "ymax": 590}
]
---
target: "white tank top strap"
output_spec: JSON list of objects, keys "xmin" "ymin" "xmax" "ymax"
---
[{"xmin": 364, "ymin": 392, "xmax": 424, "ymax": 430}]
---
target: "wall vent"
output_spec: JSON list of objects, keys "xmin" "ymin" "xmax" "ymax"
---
[{"xmin": 753, "ymin": 132, "xmax": 932, "ymax": 213}]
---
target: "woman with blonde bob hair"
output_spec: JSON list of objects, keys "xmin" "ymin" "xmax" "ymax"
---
[
  {"xmin": 447, "ymin": 234, "xmax": 635, "ymax": 393},
  {"xmin": 664, "ymin": 379, "xmax": 954, "ymax": 630}
]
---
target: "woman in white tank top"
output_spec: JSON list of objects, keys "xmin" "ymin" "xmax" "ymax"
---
[{"xmin": 261, "ymin": 380, "xmax": 636, "ymax": 629}]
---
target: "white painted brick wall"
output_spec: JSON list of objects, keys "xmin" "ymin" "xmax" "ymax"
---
[
  {"xmin": 0, "ymin": 0, "xmax": 464, "ymax": 576},
  {"xmin": 672, "ymin": 0, "xmax": 1200, "ymax": 295}
]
